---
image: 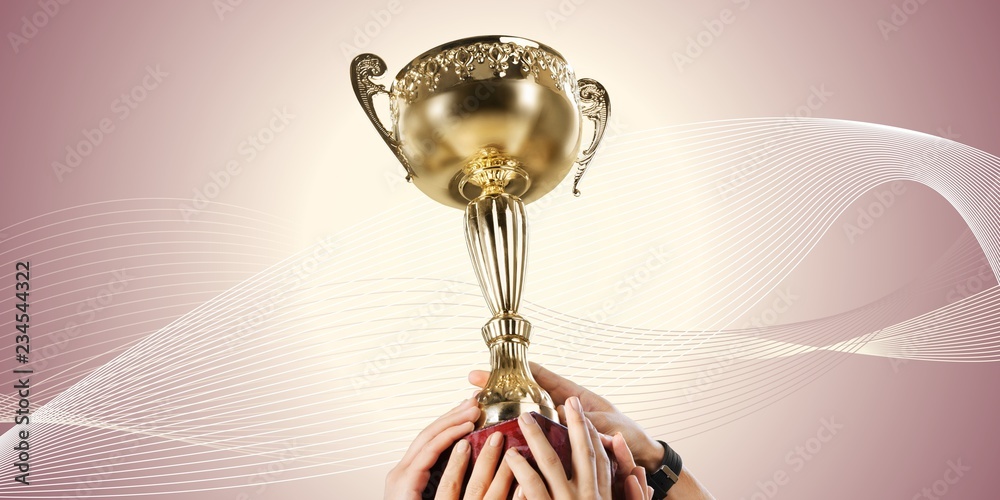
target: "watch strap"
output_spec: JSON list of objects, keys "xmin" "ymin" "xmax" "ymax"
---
[{"xmin": 647, "ymin": 440, "xmax": 682, "ymax": 500}]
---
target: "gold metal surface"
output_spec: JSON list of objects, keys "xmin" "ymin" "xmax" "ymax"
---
[
  {"xmin": 573, "ymin": 78, "xmax": 610, "ymax": 196},
  {"xmin": 466, "ymin": 193, "xmax": 555, "ymax": 427},
  {"xmin": 350, "ymin": 35, "xmax": 610, "ymax": 208},
  {"xmin": 349, "ymin": 53, "xmax": 415, "ymax": 181},
  {"xmin": 459, "ymin": 146, "xmax": 529, "ymax": 199},
  {"xmin": 350, "ymin": 36, "xmax": 609, "ymax": 429}
]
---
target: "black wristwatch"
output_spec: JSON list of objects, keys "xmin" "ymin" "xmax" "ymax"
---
[{"xmin": 647, "ymin": 440, "xmax": 682, "ymax": 500}]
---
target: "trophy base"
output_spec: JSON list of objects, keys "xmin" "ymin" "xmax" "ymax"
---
[{"xmin": 422, "ymin": 412, "xmax": 571, "ymax": 500}]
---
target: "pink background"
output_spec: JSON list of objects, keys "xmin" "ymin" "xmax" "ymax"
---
[{"xmin": 1, "ymin": 0, "xmax": 998, "ymax": 498}]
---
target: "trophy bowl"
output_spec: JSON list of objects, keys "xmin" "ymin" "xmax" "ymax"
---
[{"xmin": 351, "ymin": 35, "xmax": 609, "ymax": 209}]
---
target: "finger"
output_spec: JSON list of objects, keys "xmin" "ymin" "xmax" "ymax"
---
[
  {"xmin": 565, "ymin": 397, "xmax": 597, "ymax": 494},
  {"xmin": 517, "ymin": 412, "xmax": 570, "ymax": 496},
  {"xmin": 624, "ymin": 474, "xmax": 644, "ymax": 500},
  {"xmin": 410, "ymin": 420, "xmax": 476, "ymax": 471},
  {"xmin": 611, "ymin": 434, "xmax": 651, "ymax": 496},
  {"xmin": 482, "ymin": 460, "xmax": 514, "ymax": 500},
  {"xmin": 504, "ymin": 448, "xmax": 553, "ymax": 500},
  {"xmin": 528, "ymin": 362, "xmax": 585, "ymax": 406},
  {"xmin": 599, "ymin": 432, "xmax": 614, "ymax": 451},
  {"xmin": 468, "ymin": 370, "xmax": 489, "ymax": 388},
  {"xmin": 587, "ymin": 414, "xmax": 612, "ymax": 497},
  {"xmin": 435, "ymin": 439, "xmax": 471, "ymax": 500},
  {"xmin": 612, "ymin": 432, "xmax": 637, "ymax": 478},
  {"xmin": 629, "ymin": 466, "xmax": 650, "ymax": 498},
  {"xmin": 555, "ymin": 404, "xmax": 566, "ymax": 425},
  {"xmin": 465, "ymin": 431, "xmax": 504, "ymax": 500},
  {"xmin": 401, "ymin": 398, "xmax": 478, "ymax": 466}
]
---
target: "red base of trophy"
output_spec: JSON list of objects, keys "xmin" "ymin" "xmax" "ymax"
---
[
  {"xmin": 423, "ymin": 412, "xmax": 570, "ymax": 499},
  {"xmin": 422, "ymin": 412, "xmax": 622, "ymax": 499}
]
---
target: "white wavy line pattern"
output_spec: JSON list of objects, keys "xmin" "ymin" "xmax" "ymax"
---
[{"xmin": 0, "ymin": 119, "xmax": 997, "ymax": 497}]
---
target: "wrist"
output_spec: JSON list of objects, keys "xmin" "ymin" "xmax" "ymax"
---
[
  {"xmin": 635, "ymin": 435, "xmax": 665, "ymax": 471},
  {"xmin": 647, "ymin": 440, "xmax": 684, "ymax": 500}
]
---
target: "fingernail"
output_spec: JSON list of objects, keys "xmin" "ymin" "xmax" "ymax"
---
[
  {"xmin": 568, "ymin": 396, "xmax": 582, "ymax": 413},
  {"xmin": 455, "ymin": 439, "xmax": 470, "ymax": 454},
  {"xmin": 514, "ymin": 486, "xmax": 524, "ymax": 499},
  {"xmin": 489, "ymin": 431, "xmax": 503, "ymax": 447},
  {"xmin": 519, "ymin": 412, "xmax": 535, "ymax": 425}
]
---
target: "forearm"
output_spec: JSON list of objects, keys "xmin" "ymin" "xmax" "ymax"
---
[{"xmin": 665, "ymin": 468, "xmax": 714, "ymax": 500}]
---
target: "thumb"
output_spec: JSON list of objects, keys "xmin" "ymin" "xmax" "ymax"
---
[{"xmin": 468, "ymin": 369, "xmax": 490, "ymax": 388}]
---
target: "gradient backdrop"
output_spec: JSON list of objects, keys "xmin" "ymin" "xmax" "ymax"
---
[{"xmin": 1, "ymin": 0, "xmax": 999, "ymax": 499}]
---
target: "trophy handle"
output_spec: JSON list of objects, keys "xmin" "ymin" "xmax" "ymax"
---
[
  {"xmin": 350, "ymin": 53, "xmax": 415, "ymax": 181},
  {"xmin": 572, "ymin": 78, "xmax": 610, "ymax": 196}
]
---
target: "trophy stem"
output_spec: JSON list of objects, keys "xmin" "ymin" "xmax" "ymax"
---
[{"xmin": 465, "ymin": 189, "xmax": 556, "ymax": 428}]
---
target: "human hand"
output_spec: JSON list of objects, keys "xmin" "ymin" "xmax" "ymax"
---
[
  {"xmin": 435, "ymin": 428, "xmax": 518, "ymax": 500},
  {"xmin": 503, "ymin": 397, "xmax": 651, "ymax": 500},
  {"xmin": 470, "ymin": 363, "xmax": 665, "ymax": 471},
  {"xmin": 383, "ymin": 397, "xmax": 508, "ymax": 499},
  {"xmin": 608, "ymin": 430, "xmax": 654, "ymax": 500}
]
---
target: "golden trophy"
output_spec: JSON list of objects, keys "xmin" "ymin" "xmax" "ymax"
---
[{"xmin": 350, "ymin": 35, "xmax": 609, "ymax": 491}]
